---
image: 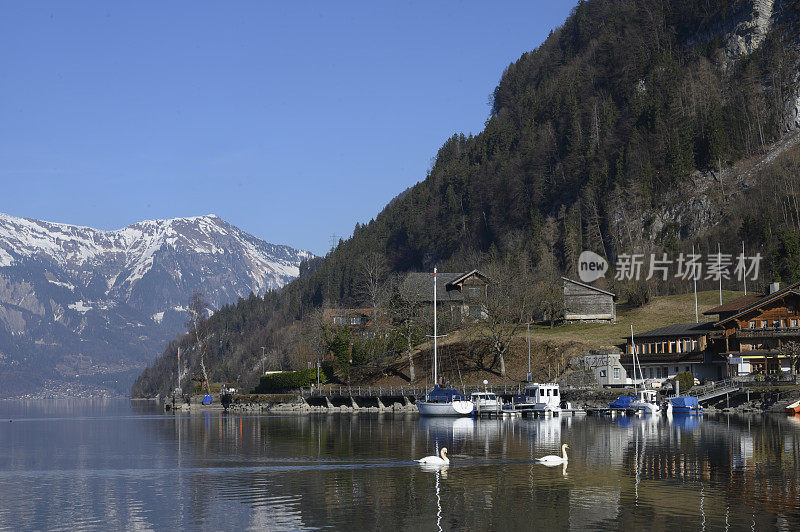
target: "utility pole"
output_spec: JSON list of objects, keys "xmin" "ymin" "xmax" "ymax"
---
[
  {"xmin": 526, "ymin": 323, "xmax": 532, "ymax": 382},
  {"xmin": 692, "ymin": 244, "xmax": 699, "ymax": 323},
  {"xmin": 260, "ymin": 346, "xmax": 265, "ymax": 375},
  {"xmin": 718, "ymin": 242, "xmax": 723, "ymax": 306},
  {"xmin": 742, "ymin": 241, "xmax": 747, "ymax": 296}
]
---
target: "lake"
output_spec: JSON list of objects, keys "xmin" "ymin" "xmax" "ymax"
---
[{"xmin": 0, "ymin": 400, "xmax": 798, "ymax": 530}]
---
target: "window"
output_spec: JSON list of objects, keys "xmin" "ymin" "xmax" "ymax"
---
[
  {"xmin": 469, "ymin": 306, "xmax": 482, "ymax": 318},
  {"xmin": 599, "ymin": 370, "xmax": 607, "ymax": 378},
  {"xmin": 553, "ymin": 389, "xmax": 558, "ymax": 396},
  {"xmin": 350, "ymin": 316, "xmax": 362, "ymax": 325},
  {"xmin": 468, "ymin": 287, "xmax": 482, "ymax": 298},
  {"xmin": 750, "ymin": 321, "xmax": 757, "ymax": 328},
  {"xmin": 333, "ymin": 316, "xmax": 344, "ymax": 325},
  {"xmin": 613, "ymin": 367, "xmax": 620, "ymax": 379}
]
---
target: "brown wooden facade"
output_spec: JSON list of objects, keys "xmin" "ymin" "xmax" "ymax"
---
[
  {"xmin": 706, "ymin": 281, "xmax": 800, "ymax": 375},
  {"xmin": 562, "ymin": 277, "xmax": 616, "ymax": 322}
]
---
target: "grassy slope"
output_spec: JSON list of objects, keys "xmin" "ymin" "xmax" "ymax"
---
[{"xmin": 364, "ymin": 290, "xmax": 744, "ymax": 387}]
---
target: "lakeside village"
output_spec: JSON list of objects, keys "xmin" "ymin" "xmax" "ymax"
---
[{"xmin": 168, "ymin": 254, "xmax": 800, "ymax": 418}]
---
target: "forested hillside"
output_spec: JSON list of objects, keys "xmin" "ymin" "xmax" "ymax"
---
[{"xmin": 132, "ymin": 0, "xmax": 800, "ymax": 397}]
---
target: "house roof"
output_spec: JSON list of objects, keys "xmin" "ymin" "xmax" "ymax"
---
[
  {"xmin": 449, "ymin": 269, "xmax": 490, "ymax": 286},
  {"xmin": 628, "ymin": 321, "xmax": 716, "ymax": 340},
  {"xmin": 561, "ymin": 277, "xmax": 616, "ymax": 298},
  {"xmin": 400, "ymin": 272, "xmax": 474, "ymax": 303},
  {"xmin": 703, "ymin": 294, "xmax": 763, "ymax": 315},
  {"xmin": 715, "ymin": 280, "xmax": 800, "ymax": 326}
]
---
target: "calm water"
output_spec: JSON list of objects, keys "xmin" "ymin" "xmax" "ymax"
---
[{"xmin": 0, "ymin": 401, "xmax": 799, "ymax": 531}]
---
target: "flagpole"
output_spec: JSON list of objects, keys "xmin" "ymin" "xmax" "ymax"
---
[
  {"xmin": 692, "ymin": 244, "xmax": 699, "ymax": 323},
  {"xmin": 718, "ymin": 242, "xmax": 722, "ymax": 305},
  {"xmin": 742, "ymin": 241, "xmax": 747, "ymax": 296}
]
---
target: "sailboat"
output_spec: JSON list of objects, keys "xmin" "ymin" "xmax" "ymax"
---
[
  {"xmin": 416, "ymin": 268, "xmax": 475, "ymax": 417},
  {"xmin": 629, "ymin": 324, "xmax": 660, "ymax": 414}
]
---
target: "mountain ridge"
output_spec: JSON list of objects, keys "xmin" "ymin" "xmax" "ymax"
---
[{"xmin": 0, "ymin": 212, "xmax": 313, "ymax": 398}]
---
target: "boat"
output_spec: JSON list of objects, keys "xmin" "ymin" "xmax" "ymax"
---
[
  {"xmin": 609, "ymin": 395, "xmax": 636, "ymax": 409},
  {"xmin": 785, "ymin": 399, "xmax": 800, "ymax": 414},
  {"xmin": 416, "ymin": 268, "xmax": 474, "ymax": 417},
  {"xmin": 471, "ymin": 391, "xmax": 501, "ymax": 410},
  {"xmin": 627, "ymin": 325, "xmax": 660, "ymax": 414},
  {"xmin": 670, "ymin": 396, "xmax": 703, "ymax": 414},
  {"xmin": 417, "ymin": 387, "xmax": 475, "ymax": 416},
  {"xmin": 518, "ymin": 382, "xmax": 562, "ymax": 414},
  {"xmin": 630, "ymin": 389, "xmax": 661, "ymax": 414}
]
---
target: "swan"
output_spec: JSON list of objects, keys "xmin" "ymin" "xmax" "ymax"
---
[
  {"xmin": 536, "ymin": 444, "xmax": 569, "ymax": 466},
  {"xmin": 417, "ymin": 447, "xmax": 449, "ymax": 465}
]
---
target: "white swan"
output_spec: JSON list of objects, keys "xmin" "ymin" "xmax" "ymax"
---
[
  {"xmin": 417, "ymin": 447, "xmax": 449, "ymax": 465},
  {"xmin": 536, "ymin": 444, "xmax": 569, "ymax": 466}
]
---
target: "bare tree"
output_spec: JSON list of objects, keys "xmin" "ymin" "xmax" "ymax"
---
[
  {"xmin": 356, "ymin": 252, "xmax": 389, "ymax": 308},
  {"xmin": 187, "ymin": 292, "xmax": 211, "ymax": 395},
  {"xmin": 388, "ymin": 282, "xmax": 424, "ymax": 382},
  {"xmin": 476, "ymin": 261, "xmax": 534, "ymax": 377}
]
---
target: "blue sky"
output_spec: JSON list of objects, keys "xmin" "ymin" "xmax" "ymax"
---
[{"xmin": 1, "ymin": 1, "xmax": 578, "ymax": 256}]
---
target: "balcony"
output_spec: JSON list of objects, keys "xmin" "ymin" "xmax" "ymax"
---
[{"xmin": 734, "ymin": 326, "xmax": 800, "ymax": 338}]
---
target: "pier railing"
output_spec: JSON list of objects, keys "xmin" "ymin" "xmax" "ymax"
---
[{"xmin": 300, "ymin": 383, "xmax": 527, "ymax": 399}]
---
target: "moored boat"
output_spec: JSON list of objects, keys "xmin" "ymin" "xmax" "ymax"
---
[
  {"xmin": 670, "ymin": 396, "xmax": 703, "ymax": 414},
  {"xmin": 471, "ymin": 391, "xmax": 501, "ymax": 410},
  {"xmin": 610, "ymin": 395, "xmax": 636, "ymax": 409},
  {"xmin": 519, "ymin": 383, "xmax": 561, "ymax": 414},
  {"xmin": 416, "ymin": 268, "xmax": 474, "ymax": 417},
  {"xmin": 631, "ymin": 389, "xmax": 661, "ymax": 414},
  {"xmin": 785, "ymin": 399, "xmax": 800, "ymax": 414},
  {"xmin": 417, "ymin": 387, "xmax": 475, "ymax": 416}
]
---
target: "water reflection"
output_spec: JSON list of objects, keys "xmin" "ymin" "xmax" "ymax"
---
[{"xmin": 1, "ymin": 401, "xmax": 800, "ymax": 530}]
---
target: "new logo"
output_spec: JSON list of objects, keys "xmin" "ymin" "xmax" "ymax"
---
[{"xmin": 578, "ymin": 251, "xmax": 608, "ymax": 283}]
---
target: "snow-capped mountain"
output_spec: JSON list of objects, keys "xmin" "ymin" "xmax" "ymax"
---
[{"xmin": 0, "ymin": 212, "xmax": 313, "ymax": 398}]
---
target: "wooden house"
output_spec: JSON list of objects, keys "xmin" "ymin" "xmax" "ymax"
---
[
  {"xmin": 562, "ymin": 277, "xmax": 616, "ymax": 322},
  {"xmin": 322, "ymin": 307, "xmax": 387, "ymax": 339},
  {"xmin": 623, "ymin": 322, "xmax": 722, "ymax": 382},
  {"xmin": 705, "ymin": 281, "xmax": 800, "ymax": 376},
  {"xmin": 400, "ymin": 269, "xmax": 490, "ymax": 321}
]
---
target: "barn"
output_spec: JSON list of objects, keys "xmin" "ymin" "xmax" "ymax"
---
[{"xmin": 562, "ymin": 277, "xmax": 616, "ymax": 322}]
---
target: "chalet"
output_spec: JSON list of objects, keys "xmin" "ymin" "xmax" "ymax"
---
[
  {"xmin": 400, "ymin": 269, "xmax": 490, "ymax": 322},
  {"xmin": 322, "ymin": 308, "xmax": 387, "ymax": 339},
  {"xmin": 705, "ymin": 281, "xmax": 800, "ymax": 376},
  {"xmin": 562, "ymin": 277, "xmax": 616, "ymax": 322},
  {"xmin": 623, "ymin": 322, "xmax": 722, "ymax": 382}
]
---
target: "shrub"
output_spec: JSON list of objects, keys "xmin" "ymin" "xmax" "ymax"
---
[
  {"xmin": 253, "ymin": 368, "xmax": 329, "ymax": 393},
  {"xmin": 673, "ymin": 371, "xmax": 694, "ymax": 393}
]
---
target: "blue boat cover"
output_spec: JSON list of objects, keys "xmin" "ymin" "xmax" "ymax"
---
[
  {"xmin": 670, "ymin": 396, "xmax": 699, "ymax": 408},
  {"xmin": 610, "ymin": 396, "xmax": 636, "ymax": 408},
  {"xmin": 202, "ymin": 394, "xmax": 213, "ymax": 405},
  {"xmin": 425, "ymin": 386, "xmax": 467, "ymax": 403}
]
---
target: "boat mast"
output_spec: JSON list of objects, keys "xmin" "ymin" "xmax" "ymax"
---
[
  {"xmin": 433, "ymin": 267, "xmax": 438, "ymax": 387},
  {"xmin": 692, "ymin": 244, "xmax": 699, "ymax": 323},
  {"xmin": 631, "ymin": 324, "xmax": 639, "ymax": 393}
]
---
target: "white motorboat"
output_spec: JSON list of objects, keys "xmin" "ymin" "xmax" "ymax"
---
[
  {"xmin": 630, "ymin": 389, "xmax": 661, "ymax": 414},
  {"xmin": 471, "ymin": 391, "xmax": 501, "ymax": 410},
  {"xmin": 416, "ymin": 268, "xmax": 474, "ymax": 417},
  {"xmin": 520, "ymin": 383, "xmax": 562, "ymax": 414}
]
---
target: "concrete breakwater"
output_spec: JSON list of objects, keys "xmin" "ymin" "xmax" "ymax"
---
[{"xmin": 163, "ymin": 393, "xmax": 419, "ymax": 414}]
